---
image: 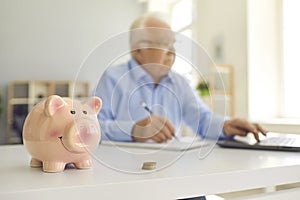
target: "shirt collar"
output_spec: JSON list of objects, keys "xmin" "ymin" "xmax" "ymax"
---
[{"xmin": 128, "ymin": 58, "xmax": 174, "ymax": 84}]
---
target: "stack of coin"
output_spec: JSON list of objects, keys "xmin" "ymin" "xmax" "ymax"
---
[{"xmin": 142, "ymin": 161, "xmax": 156, "ymax": 170}]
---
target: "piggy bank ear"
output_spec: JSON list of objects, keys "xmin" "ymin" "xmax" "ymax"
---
[
  {"xmin": 44, "ymin": 95, "xmax": 66, "ymax": 117},
  {"xmin": 85, "ymin": 96, "xmax": 102, "ymax": 114}
]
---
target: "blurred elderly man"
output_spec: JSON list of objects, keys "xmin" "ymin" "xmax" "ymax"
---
[{"xmin": 94, "ymin": 13, "xmax": 266, "ymax": 143}]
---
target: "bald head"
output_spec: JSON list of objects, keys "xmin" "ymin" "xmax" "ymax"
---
[
  {"xmin": 129, "ymin": 14, "xmax": 174, "ymax": 50},
  {"xmin": 130, "ymin": 15, "xmax": 171, "ymax": 31}
]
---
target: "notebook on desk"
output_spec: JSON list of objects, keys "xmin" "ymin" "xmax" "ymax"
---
[
  {"xmin": 217, "ymin": 132, "xmax": 300, "ymax": 152},
  {"xmin": 101, "ymin": 136, "xmax": 207, "ymax": 151}
]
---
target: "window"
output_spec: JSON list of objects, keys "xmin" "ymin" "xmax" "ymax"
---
[
  {"xmin": 170, "ymin": 0, "xmax": 197, "ymax": 87},
  {"xmin": 247, "ymin": 0, "xmax": 281, "ymax": 121},
  {"xmin": 282, "ymin": 0, "xmax": 300, "ymax": 118},
  {"xmin": 248, "ymin": 0, "xmax": 300, "ymax": 121},
  {"xmin": 171, "ymin": 0, "xmax": 193, "ymax": 32}
]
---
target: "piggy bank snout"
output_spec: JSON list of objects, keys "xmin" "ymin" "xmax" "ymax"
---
[
  {"xmin": 62, "ymin": 121, "xmax": 101, "ymax": 153},
  {"xmin": 77, "ymin": 123, "xmax": 99, "ymax": 143}
]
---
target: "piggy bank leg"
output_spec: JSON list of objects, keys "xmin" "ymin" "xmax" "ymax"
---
[
  {"xmin": 30, "ymin": 158, "xmax": 42, "ymax": 168},
  {"xmin": 74, "ymin": 159, "xmax": 92, "ymax": 169},
  {"xmin": 43, "ymin": 161, "xmax": 66, "ymax": 173}
]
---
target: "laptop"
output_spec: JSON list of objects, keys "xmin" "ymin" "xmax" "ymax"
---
[{"xmin": 217, "ymin": 132, "xmax": 300, "ymax": 152}]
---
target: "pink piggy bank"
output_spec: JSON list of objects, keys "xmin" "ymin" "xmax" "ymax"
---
[{"xmin": 22, "ymin": 95, "xmax": 102, "ymax": 172}]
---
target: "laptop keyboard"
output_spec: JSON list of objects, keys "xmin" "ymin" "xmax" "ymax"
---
[{"xmin": 259, "ymin": 137, "xmax": 296, "ymax": 146}]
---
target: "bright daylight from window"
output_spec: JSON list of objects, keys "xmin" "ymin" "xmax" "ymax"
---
[
  {"xmin": 170, "ymin": 0, "xmax": 196, "ymax": 86},
  {"xmin": 283, "ymin": 0, "xmax": 300, "ymax": 118}
]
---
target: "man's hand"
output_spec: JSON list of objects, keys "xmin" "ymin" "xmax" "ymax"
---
[
  {"xmin": 223, "ymin": 118, "xmax": 267, "ymax": 142},
  {"xmin": 132, "ymin": 114, "xmax": 175, "ymax": 143}
]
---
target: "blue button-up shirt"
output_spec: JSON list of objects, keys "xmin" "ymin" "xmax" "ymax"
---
[{"xmin": 93, "ymin": 58, "xmax": 229, "ymax": 142}]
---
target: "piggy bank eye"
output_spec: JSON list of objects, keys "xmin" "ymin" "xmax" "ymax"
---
[
  {"xmin": 83, "ymin": 110, "xmax": 87, "ymax": 114},
  {"xmin": 70, "ymin": 110, "xmax": 76, "ymax": 115}
]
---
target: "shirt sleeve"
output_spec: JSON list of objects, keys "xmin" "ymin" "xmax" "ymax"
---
[
  {"xmin": 93, "ymin": 69, "xmax": 134, "ymax": 142},
  {"xmin": 181, "ymin": 82, "xmax": 232, "ymax": 141}
]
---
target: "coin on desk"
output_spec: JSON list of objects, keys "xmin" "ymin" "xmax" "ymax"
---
[{"xmin": 142, "ymin": 161, "xmax": 156, "ymax": 170}]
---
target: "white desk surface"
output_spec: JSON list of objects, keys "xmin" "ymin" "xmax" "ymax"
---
[{"xmin": 1, "ymin": 143, "xmax": 300, "ymax": 200}]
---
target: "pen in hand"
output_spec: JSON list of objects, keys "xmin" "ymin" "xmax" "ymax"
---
[
  {"xmin": 140, "ymin": 101, "xmax": 153, "ymax": 114},
  {"xmin": 140, "ymin": 101, "xmax": 179, "ymax": 141}
]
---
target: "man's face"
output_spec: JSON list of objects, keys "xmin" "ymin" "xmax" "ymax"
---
[{"xmin": 134, "ymin": 28, "xmax": 176, "ymax": 80}]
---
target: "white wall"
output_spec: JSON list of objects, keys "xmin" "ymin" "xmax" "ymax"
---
[
  {"xmin": 195, "ymin": 0, "xmax": 248, "ymax": 118},
  {"xmin": 0, "ymin": 0, "xmax": 145, "ymax": 144}
]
